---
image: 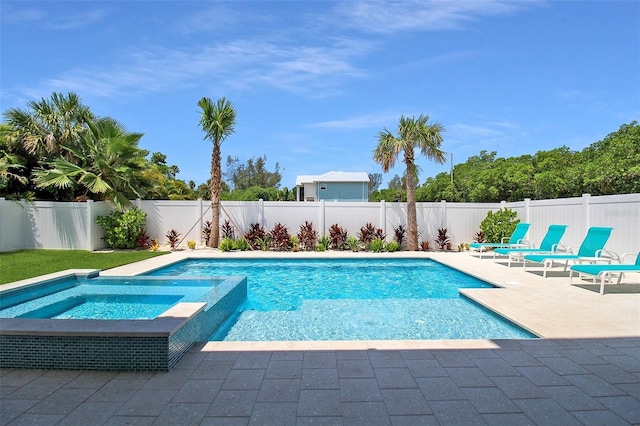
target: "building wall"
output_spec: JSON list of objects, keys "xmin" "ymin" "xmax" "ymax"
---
[{"xmin": 316, "ymin": 181, "xmax": 368, "ymax": 202}]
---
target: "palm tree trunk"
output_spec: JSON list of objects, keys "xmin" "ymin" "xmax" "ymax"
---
[
  {"xmin": 405, "ymin": 159, "xmax": 419, "ymax": 251},
  {"xmin": 209, "ymin": 143, "xmax": 221, "ymax": 248}
]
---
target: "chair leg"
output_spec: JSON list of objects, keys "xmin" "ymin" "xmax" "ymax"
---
[{"xmin": 600, "ymin": 273, "xmax": 607, "ymax": 295}]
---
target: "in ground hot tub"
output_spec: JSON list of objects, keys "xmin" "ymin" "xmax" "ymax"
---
[{"xmin": 0, "ymin": 271, "xmax": 246, "ymax": 371}]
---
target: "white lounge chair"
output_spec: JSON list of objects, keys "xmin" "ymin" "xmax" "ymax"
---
[{"xmin": 570, "ymin": 252, "xmax": 640, "ymax": 294}]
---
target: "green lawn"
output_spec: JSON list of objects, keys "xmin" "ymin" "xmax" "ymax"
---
[{"xmin": 0, "ymin": 250, "xmax": 169, "ymax": 285}]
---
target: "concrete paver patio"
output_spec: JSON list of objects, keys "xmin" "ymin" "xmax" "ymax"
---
[{"xmin": 2, "ymin": 251, "xmax": 639, "ymax": 425}]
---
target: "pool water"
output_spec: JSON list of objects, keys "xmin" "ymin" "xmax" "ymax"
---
[{"xmin": 149, "ymin": 258, "xmax": 536, "ymax": 341}]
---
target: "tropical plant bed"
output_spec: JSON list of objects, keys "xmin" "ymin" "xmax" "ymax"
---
[{"xmin": 0, "ymin": 249, "xmax": 169, "ymax": 285}]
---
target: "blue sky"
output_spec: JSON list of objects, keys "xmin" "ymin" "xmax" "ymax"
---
[{"xmin": 1, "ymin": 1, "xmax": 638, "ymax": 189}]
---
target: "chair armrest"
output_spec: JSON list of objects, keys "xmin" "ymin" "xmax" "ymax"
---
[
  {"xmin": 556, "ymin": 244, "xmax": 573, "ymax": 254},
  {"xmin": 600, "ymin": 249, "xmax": 620, "ymax": 263},
  {"xmin": 621, "ymin": 252, "xmax": 638, "ymax": 264}
]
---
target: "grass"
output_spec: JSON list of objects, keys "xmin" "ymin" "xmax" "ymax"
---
[{"xmin": 0, "ymin": 249, "xmax": 169, "ymax": 285}]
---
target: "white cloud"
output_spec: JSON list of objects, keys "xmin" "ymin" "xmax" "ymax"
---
[
  {"xmin": 334, "ymin": 0, "xmax": 541, "ymax": 34},
  {"xmin": 309, "ymin": 111, "xmax": 404, "ymax": 130},
  {"xmin": 22, "ymin": 35, "xmax": 371, "ymax": 101}
]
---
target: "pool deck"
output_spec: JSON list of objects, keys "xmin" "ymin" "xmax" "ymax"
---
[{"xmin": 2, "ymin": 250, "xmax": 639, "ymax": 424}]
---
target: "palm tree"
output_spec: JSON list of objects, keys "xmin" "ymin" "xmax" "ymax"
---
[
  {"xmin": 197, "ymin": 97, "xmax": 236, "ymax": 247},
  {"xmin": 3, "ymin": 92, "xmax": 94, "ymax": 160},
  {"xmin": 32, "ymin": 117, "xmax": 150, "ymax": 210},
  {"xmin": 373, "ymin": 114, "xmax": 446, "ymax": 251}
]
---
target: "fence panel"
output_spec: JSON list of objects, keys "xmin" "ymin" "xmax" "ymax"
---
[
  {"xmin": 263, "ymin": 201, "xmax": 320, "ymax": 234},
  {"xmin": 526, "ymin": 197, "xmax": 585, "ymax": 249},
  {"xmin": 137, "ymin": 200, "xmax": 201, "ymax": 245},
  {"xmin": 0, "ymin": 199, "xmax": 25, "ymax": 252},
  {"xmin": 442, "ymin": 203, "xmax": 501, "ymax": 246},
  {"xmin": 588, "ymin": 194, "xmax": 639, "ymax": 255},
  {"xmin": 22, "ymin": 202, "xmax": 90, "ymax": 250},
  {"xmin": 221, "ymin": 201, "xmax": 262, "ymax": 238},
  {"xmin": 324, "ymin": 202, "xmax": 381, "ymax": 237}
]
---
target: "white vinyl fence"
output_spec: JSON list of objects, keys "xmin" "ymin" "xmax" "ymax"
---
[{"xmin": 1, "ymin": 193, "xmax": 638, "ymax": 256}]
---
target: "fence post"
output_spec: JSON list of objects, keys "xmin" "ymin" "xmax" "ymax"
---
[
  {"xmin": 524, "ymin": 198, "xmax": 531, "ymax": 223},
  {"xmin": 582, "ymin": 193, "xmax": 591, "ymax": 233},
  {"xmin": 440, "ymin": 200, "xmax": 447, "ymax": 227},
  {"xmin": 259, "ymin": 199, "xmax": 265, "ymax": 229},
  {"xmin": 380, "ymin": 200, "xmax": 387, "ymax": 236},
  {"xmin": 86, "ymin": 200, "xmax": 94, "ymax": 251},
  {"xmin": 197, "ymin": 198, "xmax": 203, "ymax": 244},
  {"xmin": 319, "ymin": 200, "xmax": 326, "ymax": 236}
]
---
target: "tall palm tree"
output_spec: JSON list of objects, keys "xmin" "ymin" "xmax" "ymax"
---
[
  {"xmin": 373, "ymin": 114, "xmax": 446, "ymax": 251},
  {"xmin": 197, "ymin": 97, "xmax": 236, "ymax": 247},
  {"xmin": 32, "ymin": 117, "xmax": 150, "ymax": 210}
]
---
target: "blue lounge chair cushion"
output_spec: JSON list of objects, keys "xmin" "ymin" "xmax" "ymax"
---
[
  {"xmin": 470, "ymin": 223, "xmax": 530, "ymax": 249},
  {"xmin": 494, "ymin": 224, "xmax": 567, "ymax": 255}
]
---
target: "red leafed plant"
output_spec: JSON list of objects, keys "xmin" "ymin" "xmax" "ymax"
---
[
  {"xmin": 244, "ymin": 222, "xmax": 265, "ymax": 250},
  {"xmin": 297, "ymin": 221, "xmax": 318, "ymax": 251},
  {"xmin": 358, "ymin": 222, "xmax": 386, "ymax": 244},
  {"xmin": 269, "ymin": 223, "xmax": 291, "ymax": 251},
  {"xmin": 328, "ymin": 223, "xmax": 348, "ymax": 250}
]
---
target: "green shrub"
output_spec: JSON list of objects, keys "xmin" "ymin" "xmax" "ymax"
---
[
  {"xmin": 234, "ymin": 237, "xmax": 250, "ymax": 251},
  {"xmin": 346, "ymin": 235, "xmax": 359, "ymax": 252},
  {"xmin": 219, "ymin": 237, "xmax": 235, "ymax": 252},
  {"xmin": 385, "ymin": 241, "xmax": 401, "ymax": 252},
  {"xmin": 315, "ymin": 235, "xmax": 329, "ymax": 252},
  {"xmin": 289, "ymin": 235, "xmax": 300, "ymax": 251},
  {"xmin": 368, "ymin": 237, "xmax": 385, "ymax": 253},
  {"xmin": 479, "ymin": 208, "xmax": 520, "ymax": 243},
  {"xmin": 96, "ymin": 208, "xmax": 147, "ymax": 249}
]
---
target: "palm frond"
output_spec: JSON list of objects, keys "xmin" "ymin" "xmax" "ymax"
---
[{"xmin": 78, "ymin": 172, "xmax": 112, "ymax": 193}]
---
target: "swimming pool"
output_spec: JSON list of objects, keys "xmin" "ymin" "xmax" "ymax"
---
[{"xmin": 148, "ymin": 258, "xmax": 536, "ymax": 341}]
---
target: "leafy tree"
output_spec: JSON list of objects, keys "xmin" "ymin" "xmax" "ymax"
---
[
  {"xmin": 368, "ymin": 172, "xmax": 382, "ymax": 192},
  {"xmin": 32, "ymin": 118, "xmax": 151, "ymax": 210},
  {"xmin": 227, "ymin": 185, "xmax": 279, "ymax": 201},
  {"xmin": 225, "ymin": 155, "xmax": 281, "ymax": 190},
  {"xmin": 374, "ymin": 114, "xmax": 446, "ymax": 251},
  {"xmin": 577, "ymin": 122, "xmax": 640, "ymax": 195},
  {"xmin": 197, "ymin": 96, "xmax": 237, "ymax": 247},
  {"xmin": 0, "ymin": 123, "xmax": 30, "ymax": 198},
  {"xmin": 277, "ymin": 187, "xmax": 296, "ymax": 201},
  {"xmin": 387, "ymin": 174, "xmax": 406, "ymax": 191}
]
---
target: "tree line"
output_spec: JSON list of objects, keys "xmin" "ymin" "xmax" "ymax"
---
[
  {"xmin": 2, "ymin": 92, "xmax": 637, "ymax": 210},
  {"xmin": 370, "ymin": 121, "xmax": 639, "ymax": 202}
]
